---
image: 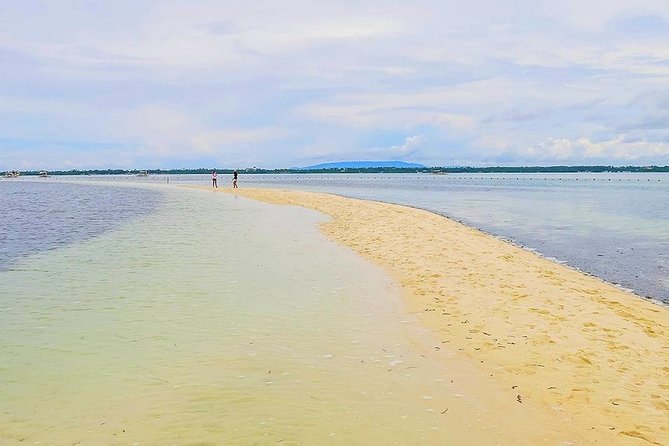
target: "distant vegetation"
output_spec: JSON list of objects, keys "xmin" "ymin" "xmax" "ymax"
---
[{"xmin": 4, "ymin": 165, "xmax": 668, "ymax": 176}]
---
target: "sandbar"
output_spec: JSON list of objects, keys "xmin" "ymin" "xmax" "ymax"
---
[{"xmin": 215, "ymin": 186, "xmax": 669, "ymax": 445}]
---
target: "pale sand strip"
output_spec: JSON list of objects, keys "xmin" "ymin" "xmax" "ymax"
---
[{"xmin": 212, "ymin": 187, "xmax": 669, "ymax": 445}]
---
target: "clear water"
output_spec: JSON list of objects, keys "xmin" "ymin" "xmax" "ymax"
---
[
  {"xmin": 1, "ymin": 183, "xmax": 541, "ymax": 444},
  {"xmin": 10, "ymin": 174, "xmax": 666, "ymax": 302},
  {"xmin": 153, "ymin": 172, "xmax": 668, "ymax": 303},
  {"xmin": 0, "ymin": 181, "xmax": 161, "ymax": 271}
]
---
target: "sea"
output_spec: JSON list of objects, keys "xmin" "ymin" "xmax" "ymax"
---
[
  {"xmin": 7, "ymin": 173, "xmax": 666, "ymax": 303},
  {"xmin": 131, "ymin": 171, "xmax": 666, "ymax": 303},
  {"xmin": 0, "ymin": 179, "xmax": 517, "ymax": 444},
  {"xmin": 0, "ymin": 174, "xmax": 667, "ymax": 443},
  {"xmin": 244, "ymin": 172, "xmax": 668, "ymax": 304}
]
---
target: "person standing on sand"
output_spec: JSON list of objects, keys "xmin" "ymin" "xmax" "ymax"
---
[
  {"xmin": 233, "ymin": 170, "xmax": 238, "ymax": 188},
  {"xmin": 212, "ymin": 170, "xmax": 218, "ymax": 188}
]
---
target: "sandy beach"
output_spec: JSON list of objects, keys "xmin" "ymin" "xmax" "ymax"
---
[{"xmin": 207, "ymin": 186, "xmax": 669, "ymax": 445}]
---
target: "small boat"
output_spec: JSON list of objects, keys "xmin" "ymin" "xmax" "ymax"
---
[
  {"xmin": 137, "ymin": 170, "xmax": 149, "ymax": 177},
  {"xmin": 4, "ymin": 170, "xmax": 20, "ymax": 178},
  {"xmin": 39, "ymin": 171, "xmax": 48, "ymax": 177}
]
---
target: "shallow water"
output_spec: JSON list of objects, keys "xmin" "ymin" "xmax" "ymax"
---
[
  {"xmin": 0, "ymin": 184, "xmax": 529, "ymax": 444},
  {"xmin": 0, "ymin": 181, "xmax": 160, "ymax": 271},
  {"xmin": 123, "ymin": 172, "xmax": 668, "ymax": 303}
]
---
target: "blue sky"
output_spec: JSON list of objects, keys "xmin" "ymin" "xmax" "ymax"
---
[{"xmin": 1, "ymin": 0, "xmax": 668, "ymax": 169}]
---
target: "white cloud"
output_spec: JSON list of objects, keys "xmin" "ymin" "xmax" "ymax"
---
[
  {"xmin": 537, "ymin": 0, "xmax": 669, "ymax": 30},
  {"xmin": 120, "ymin": 105, "xmax": 289, "ymax": 163},
  {"xmin": 191, "ymin": 127, "xmax": 287, "ymax": 154},
  {"xmin": 1, "ymin": 0, "xmax": 669, "ymax": 168},
  {"xmin": 526, "ymin": 138, "xmax": 575, "ymax": 160},
  {"xmin": 372, "ymin": 135, "xmax": 426, "ymax": 158},
  {"xmin": 475, "ymin": 135, "xmax": 513, "ymax": 152},
  {"xmin": 475, "ymin": 134, "xmax": 669, "ymax": 164},
  {"xmin": 298, "ymin": 134, "xmax": 428, "ymax": 164},
  {"xmin": 578, "ymin": 135, "xmax": 669, "ymax": 159}
]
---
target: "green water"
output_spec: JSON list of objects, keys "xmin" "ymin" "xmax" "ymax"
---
[{"xmin": 0, "ymin": 186, "xmax": 545, "ymax": 445}]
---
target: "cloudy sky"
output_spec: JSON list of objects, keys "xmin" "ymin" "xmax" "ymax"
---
[{"xmin": 1, "ymin": 0, "xmax": 668, "ymax": 169}]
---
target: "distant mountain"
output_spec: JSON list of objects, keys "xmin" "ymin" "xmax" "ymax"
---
[{"xmin": 300, "ymin": 160, "xmax": 425, "ymax": 170}]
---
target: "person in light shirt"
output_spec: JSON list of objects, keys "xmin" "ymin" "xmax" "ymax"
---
[{"xmin": 211, "ymin": 170, "xmax": 218, "ymax": 188}]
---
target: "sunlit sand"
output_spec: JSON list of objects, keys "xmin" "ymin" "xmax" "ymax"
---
[{"xmin": 218, "ymin": 186, "xmax": 669, "ymax": 445}]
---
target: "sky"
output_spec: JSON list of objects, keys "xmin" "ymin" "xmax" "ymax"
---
[{"xmin": 1, "ymin": 0, "xmax": 669, "ymax": 169}]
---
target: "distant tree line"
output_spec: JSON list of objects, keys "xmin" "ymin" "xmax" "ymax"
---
[{"xmin": 5, "ymin": 165, "xmax": 668, "ymax": 176}]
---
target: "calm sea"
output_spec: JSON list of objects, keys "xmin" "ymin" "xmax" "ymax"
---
[
  {"xmin": 0, "ymin": 176, "xmax": 665, "ymax": 443},
  {"xmin": 138, "ymin": 172, "xmax": 666, "ymax": 304},
  {"xmin": 0, "ymin": 181, "xmax": 161, "ymax": 271},
  {"xmin": 4, "ymin": 173, "xmax": 667, "ymax": 304},
  {"xmin": 2, "ymin": 181, "xmax": 520, "ymax": 444}
]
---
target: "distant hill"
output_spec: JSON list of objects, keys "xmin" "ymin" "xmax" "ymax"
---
[{"xmin": 300, "ymin": 160, "xmax": 426, "ymax": 170}]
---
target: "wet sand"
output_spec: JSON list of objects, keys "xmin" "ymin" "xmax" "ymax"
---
[{"xmin": 216, "ymin": 187, "xmax": 669, "ymax": 445}]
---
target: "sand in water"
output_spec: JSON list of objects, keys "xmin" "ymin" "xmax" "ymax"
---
[
  {"xmin": 1, "ymin": 185, "xmax": 560, "ymax": 445},
  {"xmin": 219, "ymin": 186, "xmax": 669, "ymax": 445}
]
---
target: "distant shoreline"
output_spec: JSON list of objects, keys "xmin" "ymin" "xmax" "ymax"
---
[{"xmin": 4, "ymin": 165, "xmax": 669, "ymax": 176}]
